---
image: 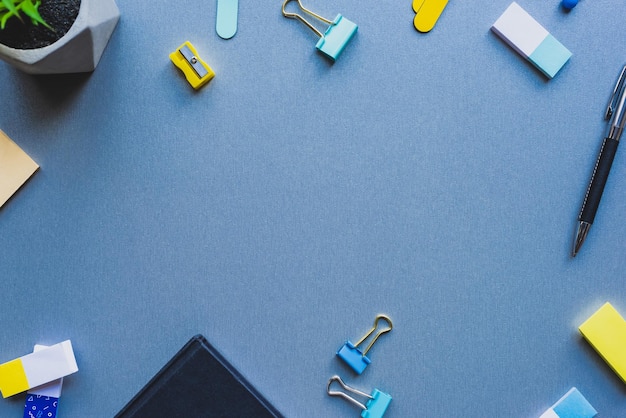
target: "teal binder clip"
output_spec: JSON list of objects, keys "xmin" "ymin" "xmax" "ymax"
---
[
  {"xmin": 327, "ymin": 375, "xmax": 392, "ymax": 418},
  {"xmin": 282, "ymin": 0, "xmax": 357, "ymax": 61},
  {"xmin": 337, "ymin": 315, "xmax": 392, "ymax": 374}
]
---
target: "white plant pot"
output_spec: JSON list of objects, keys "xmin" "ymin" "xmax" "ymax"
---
[{"xmin": 0, "ymin": 0, "xmax": 120, "ymax": 74}]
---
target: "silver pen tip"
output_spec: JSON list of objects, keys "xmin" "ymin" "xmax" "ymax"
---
[{"xmin": 572, "ymin": 222, "xmax": 591, "ymax": 257}]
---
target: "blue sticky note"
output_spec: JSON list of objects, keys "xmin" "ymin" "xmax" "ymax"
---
[
  {"xmin": 216, "ymin": 0, "xmax": 238, "ymax": 39},
  {"xmin": 540, "ymin": 387, "xmax": 597, "ymax": 418}
]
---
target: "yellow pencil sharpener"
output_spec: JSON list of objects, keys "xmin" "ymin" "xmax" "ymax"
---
[{"xmin": 169, "ymin": 41, "xmax": 215, "ymax": 90}]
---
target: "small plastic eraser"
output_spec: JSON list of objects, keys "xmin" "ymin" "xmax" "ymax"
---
[
  {"xmin": 579, "ymin": 302, "xmax": 626, "ymax": 383},
  {"xmin": 561, "ymin": 0, "xmax": 579, "ymax": 10},
  {"xmin": 216, "ymin": 0, "xmax": 238, "ymax": 39},
  {"xmin": 169, "ymin": 42, "xmax": 215, "ymax": 90},
  {"xmin": 316, "ymin": 14, "xmax": 358, "ymax": 61},
  {"xmin": 413, "ymin": 0, "xmax": 448, "ymax": 33},
  {"xmin": 0, "ymin": 340, "xmax": 77, "ymax": 398},
  {"xmin": 24, "ymin": 394, "xmax": 59, "ymax": 418},
  {"xmin": 28, "ymin": 345, "xmax": 63, "ymax": 398},
  {"xmin": 362, "ymin": 389, "xmax": 392, "ymax": 418},
  {"xmin": 24, "ymin": 347, "xmax": 63, "ymax": 418},
  {"xmin": 337, "ymin": 341, "xmax": 371, "ymax": 375},
  {"xmin": 0, "ymin": 130, "xmax": 39, "ymax": 208},
  {"xmin": 491, "ymin": 2, "xmax": 572, "ymax": 78},
  {"xmin": 539, "ymin": 388, "xmax": 597, "ymax": 418}
]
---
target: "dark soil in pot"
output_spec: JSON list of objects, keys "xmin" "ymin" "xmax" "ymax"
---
[{"xmin": 0, "ymin": 0, "xmax": 81, "ymax": 49}]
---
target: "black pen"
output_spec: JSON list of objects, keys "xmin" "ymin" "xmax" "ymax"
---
[{"xmin": 573, "ymin": 65, "xmax": 626, "ymax": 256}]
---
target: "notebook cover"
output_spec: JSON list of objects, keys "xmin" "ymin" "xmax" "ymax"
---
[{"xmin": 115, "ymin": 335, "xmax": 283, "ymax": 417}]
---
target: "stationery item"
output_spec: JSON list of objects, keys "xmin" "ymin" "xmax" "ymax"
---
[
  {"xmin": 572, "ymin": 65, "xmax": 626, "ymax": 256},
  {"xmin": 23, "ymin": 345, "xmax": 64, "ymax": 418},
  {"xmin": 561, "ymin": 0, "xmax": 579, "ymax": 10},
  {"xmin": 0, "ymin": 129, "xmax": 39, "ymax": 208},
  {"xmin": 337, "ymin": 315, "xmax": 392, "ymax": 375},
  {"xmin": 169, "ymin": 42, "xmax": 215, "ymax": 90},
  {"xmin": 281, "ymin": 0, "xmax": 357, "ymax": 61},
  {"xmin": 24, "ymin": 394, "xmax": 59, "ymax": 418},
  {"xmin": 0, "ymin": 340, "xmax": 78, "ymax": 398},
  {"xmin": 539, "ymin": 387, "xmax": 597, "ymax": 418},
  {"xmin": 327, "ymin": 375, "xmax": 392, "ymax": 418},
  {"xmin": 412, "ymin": 0, "xmax": 448, "ymax": 33},
  {"xmin": 491, "ymin": 2, "xmax": 572, "ymax": 79},
  {"xmin": 579, "ymin": 302, "xmax": 626, "ymax": 383},
  {"xmin": 115, "ymin": 335, "xmax": 284, "ymax": 417},
  {"xmin": 216, "ymin": 0, "xmax": 238, "ymax": 39}
]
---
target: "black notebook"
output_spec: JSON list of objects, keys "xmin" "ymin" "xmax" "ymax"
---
[{"xmin": 115, "ymin": 335, "xmax": 284, "ymax": 418}]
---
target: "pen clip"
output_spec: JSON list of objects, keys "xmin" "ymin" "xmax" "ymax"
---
[{"xmin": 605, "ymin": 65, "xmax": 626, "ymax": 121}]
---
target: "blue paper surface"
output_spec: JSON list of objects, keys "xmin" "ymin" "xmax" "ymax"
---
[{"xmin": 1, "ymin": 1, "xmax": 626, "ymax": 417}]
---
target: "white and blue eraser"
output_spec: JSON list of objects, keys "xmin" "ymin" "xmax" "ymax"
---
[
  {"xmin": 23, "ymin": 345, "xmax": 64, "ymax": 418},
  {"xmin": 491, "ymin": 2, "xmax": 572, "ymax": 78},
  {"xmin": 539, "ymin": 387, "xmax": 597, "ymax": 418}
]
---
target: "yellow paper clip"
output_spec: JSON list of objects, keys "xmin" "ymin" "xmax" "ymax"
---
[
  {"xmin": 413, "ymin": 0, "xmax": 448, "ymax": 33},
  {"xmin": 169, "ymin": 41, "xmax": 215, "ymax": 90}
]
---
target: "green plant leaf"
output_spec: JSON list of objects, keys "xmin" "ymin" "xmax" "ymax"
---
[
  {"xmin": 20, "ymin": 0, "xmax": 51, "ymax": 29},
  {"xmin": 1, "ymin": 0, "xmax": 18, "ymax": 16},
  {"xmin": 0, "ymin": 8, "xmax": 18, "ymax": 29}
]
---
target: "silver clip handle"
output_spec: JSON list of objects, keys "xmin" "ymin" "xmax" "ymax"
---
[{"xmin": 327, "ymin": 375, "xmax": 372, "ymax": 410}]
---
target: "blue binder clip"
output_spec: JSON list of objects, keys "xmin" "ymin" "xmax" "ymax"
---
[
  {"xmin": 282, "ymin": 0, "xmax": 358, "ymax": 61},
  {"xmin": 337, "ymin": 315, "xmax": 392, "ymax": 374},
  {"xmin": 327, "ymin": 375, "xmax": 392, "ymax": 418}
]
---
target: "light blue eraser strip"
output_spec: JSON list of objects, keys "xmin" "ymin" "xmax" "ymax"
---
[
  {"xmin": 552, "ymin": 388, "xmax": 597, "ymax": 418},
  {"xmin": 528, "ymin": 34, "xmax": 572, "ymax": 79},
  {"xmin": 216, "ymin": 0, "xmax": 238, "ymax": 39}
]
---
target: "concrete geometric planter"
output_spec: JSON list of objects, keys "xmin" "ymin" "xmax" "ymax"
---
[{"xmin": 0, "ymin": 0, "xmax": 120, "ymax": 74}]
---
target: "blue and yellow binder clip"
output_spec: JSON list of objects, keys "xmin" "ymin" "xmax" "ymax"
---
[
  {"xmin": 169, "ymin": 41, "xmax": 215, "ymax": 90},
  {"xmin": 327, "ymin": 375, "xmax": 392, "ymax": 418},
  {"xmin": 337, "ymin": 315, "xmax": 392, "ymax": 374},
  {"xmin": 282, "ymin": 0, "xmax": 357, "ymax": 61}
]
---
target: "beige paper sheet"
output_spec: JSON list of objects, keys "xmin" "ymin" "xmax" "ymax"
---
[{"xmin": 0, "ymin": 130, "xmax": 39, "ymax": 208}]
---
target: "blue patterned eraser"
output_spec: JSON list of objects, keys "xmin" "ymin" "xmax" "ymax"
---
[
  {"xmin": 23, "ymin": 394, "xmax": 59, "ymax": 418},
  {"xmin": 539, "ymin": 387, "xmax": 597, "ymax": 418}
]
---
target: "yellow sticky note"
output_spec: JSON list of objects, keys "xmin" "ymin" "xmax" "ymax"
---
[
  {"xmin": 579, "ymin": 302, "xmax": 626, "ymax": 384},
  {"xmin": 0, "ymin": 130, "xmax": 39, "ymax": 208}
]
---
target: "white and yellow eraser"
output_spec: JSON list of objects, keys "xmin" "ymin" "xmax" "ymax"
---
[
  {"xmin": 0, "ymin": 129, "xmax": 39, "ymax": 208},
  {"xmin": 28, "ymin": 344, "xmax": 64, "ymax": 398},
  {"xmin": 579, "ymin": 302, "xmax": 626, "ymax": 384},
  {"xmin": 0, "ymin": 340, "xmax": 78, "ymax": 398},
  {"xmin": 491, "ymin": 2, "xmax": 572, "ymax": 78}
]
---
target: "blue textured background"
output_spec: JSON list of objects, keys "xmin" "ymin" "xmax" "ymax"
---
[{"xmin": 1, "ymin": 0, "xmax": 625, "ymax": 416}]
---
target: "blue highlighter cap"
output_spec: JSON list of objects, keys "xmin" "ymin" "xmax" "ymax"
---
[{"xmin": 561, "ymin": 0, "xmax": 579, "ymax": 10}]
